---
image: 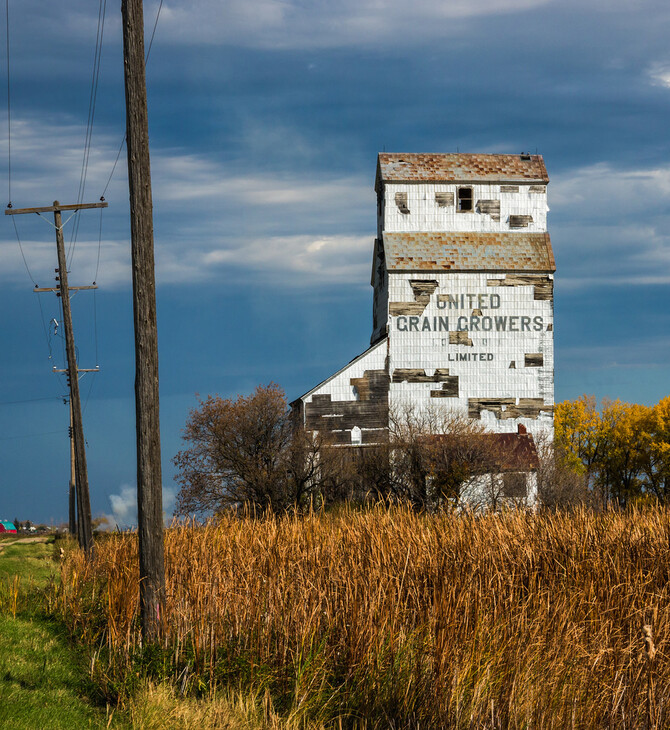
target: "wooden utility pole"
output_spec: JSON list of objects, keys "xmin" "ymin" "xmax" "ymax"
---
[
  {"xmin": 6, "ymin": 200, "xmax": 106, "ymax": 553},
  {"xmin": 69, "ymin": 398, "xmax": 76, "ymax": 536},
  {"xmin": 122, "ymin": 0, "xmax": 165, "ymax": 642}
]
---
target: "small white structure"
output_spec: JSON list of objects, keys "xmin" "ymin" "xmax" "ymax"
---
[{"xmin": 292, "ymin": 153, "xmax": 555, "ymax": 506}]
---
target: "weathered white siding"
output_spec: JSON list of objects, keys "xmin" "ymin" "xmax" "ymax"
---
[
  {"xmin": 383, "ymin": 183, "xmax": 548, "ymax": 234},
  {"xmin": 387, "ymin": 271, "xmax": 553, "ymax": 439},
  {"xmin": 302, "ymin": 339, "xmax": 387, "ymax": 406}
]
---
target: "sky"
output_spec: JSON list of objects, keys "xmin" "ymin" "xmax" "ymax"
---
[{"xmin": 2, "ymin": 0, "xmax": 670, "ymax": 526}]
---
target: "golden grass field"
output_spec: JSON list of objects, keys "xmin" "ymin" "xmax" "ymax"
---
[{"xmin": 58, "ymin": 506, "xmax": 669, "ymax": 728}]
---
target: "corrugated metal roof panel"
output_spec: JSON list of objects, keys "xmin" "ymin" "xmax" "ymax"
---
[
  {"xmin": 383, "ymin": 232, "xmax": 555, "ymax": 272},
  {"xmin": 377, "ymin": 153, "xmax": 549, "ymax": 184}
]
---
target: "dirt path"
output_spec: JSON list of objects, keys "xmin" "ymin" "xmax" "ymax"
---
[{"xmin": 0, "ymin": 536, "xmax": 49, "ymax": 552}]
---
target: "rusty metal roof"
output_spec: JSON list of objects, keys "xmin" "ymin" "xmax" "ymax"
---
[
  {"xmin": 427, "ymin": 431, "xmax": 540, "ymax": 471},
  {"xmin": 377, "ymin": 153, "xmax": 549, "ymax": 185},
  {"xmin": 383, "ymin": 232, "xmax": 555, "ymax": 272}
]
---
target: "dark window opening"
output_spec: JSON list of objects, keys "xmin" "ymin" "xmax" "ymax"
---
[
  {"xmin": 503, "ymin": 472, "xmax": 527, "ymax": 498},
  {"xmin": 457, "ymin": 187, "xmax": 473, "ymax": 212}
]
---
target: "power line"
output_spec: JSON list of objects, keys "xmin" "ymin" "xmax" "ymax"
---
[
  {"xmin": 99, "ymin": 0, "xmax": 163, "ymax": 203},
  {"xmin": 5, "ymin": 0, "xmax": 11, "ymax": 205},
  {"xmin": 68, "ymin": 0, "xmax": 108, "ymax": 268},
  {"xmin": 0, "ymin": 395, "xmax": 63, "ymax": 406},
  {"xmin": 146, "ymin": 0, "xmax": 164, "ymax": 63},
  {"xmin": 0, "ymin": 428, "xmax": 66, "ymax": 442}
]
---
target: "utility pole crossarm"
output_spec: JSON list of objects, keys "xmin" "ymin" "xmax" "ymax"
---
[
  {"xmin": 34, "ymin": 285, "xmax": 99, "ymax": 293},
  {"xmin": 5, "ymin": 202, "xmax": 108, "ymax": 215}
]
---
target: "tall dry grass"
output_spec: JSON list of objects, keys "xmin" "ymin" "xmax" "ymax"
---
[{"xmin": 58, "ymin": 506, "xmax": 670, "ymax": 728}]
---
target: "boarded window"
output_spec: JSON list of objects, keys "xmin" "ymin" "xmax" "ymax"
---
[
  {"xmin": 509, "ymin": 215, "xmax": 533, "ymax": 228},
  {"xmin": 457, "ymin": 187, "xmax": 473, "ymax": 212},
  {"xmin": 503, "ymin": 472, "xmax": 527, "ymax": 498},
  {"xmin": 435, "ymin": 192, "xmax": 454, "ymax": 208}
]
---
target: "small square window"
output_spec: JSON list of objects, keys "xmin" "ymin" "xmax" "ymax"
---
[{"xmin": 457, "ymin": 187, "xmax": 473, "ymax": 212}]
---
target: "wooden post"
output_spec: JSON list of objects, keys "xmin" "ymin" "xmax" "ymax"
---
[
  {"xmin": 69, "ymin": 398, "xmax": 77, "ymax": 537},
  {"xmin": 6, "ymin": 202, "xmax": 106, "ymax": 551},
  {"xmin": 54, "ymin": 203, "xmax": 93, "ymax": 552},
  {"xmin": 122, "ymin": 0, "xmax": 165, "ymax": 642}
]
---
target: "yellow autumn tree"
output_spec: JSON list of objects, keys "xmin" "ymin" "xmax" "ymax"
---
[
  {"xmin": 554, "ymin": 396, "xmax": 606, "ymax": 489},
  {"xmin": 640, "ymin": 395, "xmax": 670, "ymax": 500},
  {"xmin": 597, "ymin": 399, "xmax": 650, "ymax": 505},
  {"xmin": 554, "ymin": 396, "xmax": 655, "ymax": 506}
]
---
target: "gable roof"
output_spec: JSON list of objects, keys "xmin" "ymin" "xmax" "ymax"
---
[
  {"xmin": 382, "ymin": 232, "xmax": 555, "ymax": 272},
  {"xmin": 377, "ymin": 153, "xmax": 549, "ymax": 187}
]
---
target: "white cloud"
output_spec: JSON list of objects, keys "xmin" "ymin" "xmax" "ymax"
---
[
  {"xmin": 154, "ymin": 0, "xmax": 553, "ymax": 49},
  {"xmin": 647, "ymin": 63, "xmax": 670, "ymax": 88},
  {"xmin": 0, "ymin": 117, "xmax": 374, "ymax": 289},
  {"xmin": 550, "ymin": 162, "xmax": 670, "ymax": 286},
  {"xmin": 102, "ymin": 483, "xmax": 176, "ymax": 530}
]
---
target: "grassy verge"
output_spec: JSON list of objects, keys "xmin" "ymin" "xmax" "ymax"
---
[{"xmin": 0, "ymin": 539, "xmax": 123, "ymax": 729}]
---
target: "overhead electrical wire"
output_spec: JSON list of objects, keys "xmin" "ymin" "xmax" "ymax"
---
[
  {"xmin": 5, "ymin": 0, "xmax": 10, "ymax": 205},
  {"xmin": 67, "ymin": 0, "xmax": 107, "ymax": 267},
  {"xmin": 99, "ymin": 0, "xmax": 164, "ymax": 202},
  {"xmin": 4, "ymin": 0, "xmax": 166, "ymax": 399},
  {"xmin": 0, "ymin": 395, "xmax": 63, "ymax": 406},
  {"xmin": 0, "ymin": 428, "xmax": 67, "ymax": 442}
]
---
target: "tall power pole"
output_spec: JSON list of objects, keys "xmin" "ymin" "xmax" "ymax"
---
[
  {"xmin": 122, "ymin": 0, "xmax": 165, "ymax": 642},
  {"xmin": 5, "ymin": 200, "xmax": 106, "ymax": 553}
]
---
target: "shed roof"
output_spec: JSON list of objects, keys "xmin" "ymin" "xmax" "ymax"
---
[
  {"xmin": 377, "ymin": 153, "xmax": 549, "ymax": 186},
  {"xmin": 428, "ymin": 429, "xmax": 539, "ymax": 471},
  {"xmin": 383, "ymin": 232, "xmax": 555, "ymax": 272}
]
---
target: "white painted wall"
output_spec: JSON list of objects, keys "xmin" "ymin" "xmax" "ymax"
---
[
  {"xmin": 382, "ymin": 183, "xmax": 548, "ymax": 233},
  {"xmin": 460, "ymin": 471, "xmax": 539, "ymax": 510},
  {"xmin": 387, "ymin": 271, "xmax": 554, "ymax": 439},
  {"xmin": 302, "ymin": 338, "xmax": 387, "ymax": 405}
]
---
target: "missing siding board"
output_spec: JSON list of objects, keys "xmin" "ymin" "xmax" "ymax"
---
[
  {"xmin": 468, "ymin": 397, "xmax": 551, "ymax": 420},
  {"xmin": 395, "ymin": 192, "xmax": 410, "ymax": 214},
  {"xmin": 409, "ymin": 280, "xmax": 438, "ymax": 300},
  {"xmin": 325, "ymin": 428, "xmax": 389, "ymax": 446},
  {"xmin": 450, "ymin": 331, "xmax": 473, "ymax": 346},
  {"xmin": 524, "ymin": 353, "xmax": 544, "ymax": 367},
  {"xmin": 389, "ymin": 301, "xmax": 427, "ymax": 316},
  {"xmin": 390, "ymin": 280, "xmax": 438, "ymax": 316},
  {"xmin": 435, "ymin": 192, "xmax": 454, "ymax": 208},
  {"xmin": 305, "ymin": 370, "xmax": 390, "ymax": 433},
  {"xmin": 472, "ymin": 308, "xmax": 482, "ymax": 316},
  {"xmin": 509, "ymin": 361, "xmax": 516, "ymax": 369},
  {"xmin": 487, "ymin": 275, "xmax": 553, "ymax": 301},
  {"xmin": 430, "ymin": 378, "xmax": 459, "ymax": 398},
  {"xmin": 393, "ymin": 367, "xmax": 452, "ymax": 383},
  {"xmin": 500, "ymin": 185, "xmax": 519, "ymax": 193},
  {"xmin": 509, "ymin": 215, "xmax": 533, "ymax": 228},
  {"xmin": 529, "ymin": 185, "xmax": 546, "ymax": 193},
  {"xmin": 477, "ymin": 199, "xmax": 501, "ymax": 222}
]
